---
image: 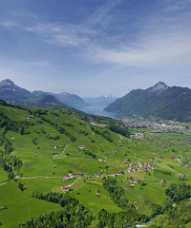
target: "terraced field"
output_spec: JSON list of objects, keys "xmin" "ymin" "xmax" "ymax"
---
[{"xmin": 1, "ymin": 102, "xmax": 191, "ymax": 227}]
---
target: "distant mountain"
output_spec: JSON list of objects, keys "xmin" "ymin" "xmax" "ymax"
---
[
  {"xmin": 55, "ymin": 92, "xmax": 87, "ymax": 109},
  {"xmin": 0, "ymin": 79, "xmax": 31, "ymax": 105},
  {"xmin": 105, "ymin": 82, "xmax": 191, "ymax": 122},
  {"xmin": 29, "ymin": 94, "xmax": 64, "ymax": 107},
  {"xmin": 32, "ymin": 91, "xmax": 87, "ymax": 109},
  {"xmin": 0, "ymin": 79, "xmax": 86, "ymax": 109},
  {"xmin": 147, "ymin": 81, "xmax": 169, "ymax": 93}
]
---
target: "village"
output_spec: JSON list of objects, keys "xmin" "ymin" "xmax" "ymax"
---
[
  {"xmin": 122, "ymin": 117, "xmax": 191, "ymax": 133},
  {"xmin": 60, "ymin": 160, "xmax": 155, "ymax": 193}
]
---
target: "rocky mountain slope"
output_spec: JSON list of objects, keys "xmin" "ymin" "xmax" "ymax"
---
[{"xmin": 105, "ymin": 82, "xmax": 191, "ymax": 122}]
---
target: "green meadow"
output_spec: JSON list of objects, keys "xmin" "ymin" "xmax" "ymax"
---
[{"xmin": 1, "ymin": 102, "xmax": 191, "ymax": 227}]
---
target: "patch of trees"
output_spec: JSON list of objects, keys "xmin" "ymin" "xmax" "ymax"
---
[
  {"xmin": 40, "ymin": 115, "xmax": 77, "ymax": 142},
  {"xmin": 18, "ymin": 125, "xmax": 28, "ymax": 135},
  {"xmin": 4, "ymin": 139, "xmax": 13, "ymax": 154},
  {"xmin": 83, "ymin": 150, "xmax": 97, "ymax": 159},
  {"xmin": 79, "ymin": 129, "xmax": 89, "ymax": 136},
  {"xmin": 164, "ymin": 201, "xmax": 191, "ymax": 227},
  {"xmin": 166, "ymin": 183, "xmax": 191, "ymax": 202},
  {"xmin": 32, "ymin": 138, "xmax": 38, "ymax": 145},
  {"xmin": 21, "ymin": 193, "xmax": 93, "ymax": 228},
  {"xmin": 109, "ymin": 123, "xmax": 130, "ymax": 137},
  {"xmin": 18, "ymin": 182, "xmax": 26, "ymax": 191},
  {"xmin": 3, "ymin": 155, "xmax": 22, "ymax": 171},
  {"xmin": 58, "ymin": 127, "xmax": 65, "ymax": 134},
  {"xmin": 103, "ymin": 177, "xmax": 132, "ymax": 209},
  {"xmin": 64, "ymin": 122, "xmax": 74, "ymax": 127},
  {"xmin": 98, "ymin": 208, "xmax": 148, "ymax": 228},
  {"xmin": 79, "ymin": 112, "xmax": 112, "ymax": 125},
  {"xmin": 64, "ymin": 131, "xmax": 76, "ymax": 142},
  {"xmin": 0, "ymin": 130, "xmax": 23, "ymax": 180},
  {"xmin": 32, "ymin": 109, "xmax": 48, "ymax": 118},
  {"xmin": 47, "ymin": 134, "xmax": 60, "ymax": 141},
  {"xmin": 0, "ymin": 112, "xmax": 29, "ymax": 135},
  {"xmin": 0, "ymin": 113, "xmax": 18, "ymax": 132},
  {"xmin": 141, "ymin": 183, "xmax": 191, "ymax": 227},
  {"xmin": 39, "ymin": 114, "xmax": 62, "ymax": 130},
  {"xmin": 2, "ymin": 155, "xmax": 22, "ymax": 179},
  {"xmin": 21, "ymin": 207, "xmax": 92, "ymax": 228},
  {"xmin": 33, "ymin": 192, "xmax": 79, "ymax": 207},
  {"xmin": 99, "ymin": 182, "xmax": 191, "ymax": 227}
]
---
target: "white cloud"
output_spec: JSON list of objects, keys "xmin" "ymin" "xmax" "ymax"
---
[
  {"xmin": 1, "ymin": 0, "xmax": 191, "ymax": 70},
  {"xmin": 92, "ymin": 0, "xmax": 191, "ymax": 67},
  {"xmin": 94, "ymin": 32, "xmax": 191, "ymax": 67},
  {"xmin": 163, "ymin": 0, "xmax": 191, "ymax": 13},
  {"xmin": 86, "ymin": 0, "xmax": 123, "ymax": 28},
  {"xmin": 0, "ymin": 0, "xmax": 123, "ymax": 49}
]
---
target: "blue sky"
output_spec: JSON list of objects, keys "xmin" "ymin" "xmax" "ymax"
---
[{"xmin": 0, "ymin": 0, "xmax": 191, "ymax": 96}]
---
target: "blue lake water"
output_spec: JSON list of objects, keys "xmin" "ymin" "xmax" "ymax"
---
[{"xmin": 80, "ymin": 104, "xmax": 117, "ymax": 119}]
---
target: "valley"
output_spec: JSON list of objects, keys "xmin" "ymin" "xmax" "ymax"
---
[
  {"xmin": 0, "ymin": 102, "xmax": 191, "ymax": 227},
  {"xmin": 1, "ymin": 0, "xmax": 191, "ymax": 226}
]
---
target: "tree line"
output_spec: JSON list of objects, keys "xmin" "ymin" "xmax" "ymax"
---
[{"xmin": 21, "ymin": 193, "xmax": 93, "ymax": 228}]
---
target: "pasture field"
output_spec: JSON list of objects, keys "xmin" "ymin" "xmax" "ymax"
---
[{"xmin": 1, "ymin": 103, "xmax": 191, "ymax": 227}]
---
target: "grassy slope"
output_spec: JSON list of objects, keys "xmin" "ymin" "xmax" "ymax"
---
[
  {"xmin": 0, "ymin": 182, "xmax": 61, "ymax": 228},
  {"xmin": 0, "ymin": 103, "xmax": 191, "ymax": 227}
]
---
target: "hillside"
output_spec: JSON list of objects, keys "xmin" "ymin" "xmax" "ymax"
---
[
  {"xmin": 1, "ymin": 101, "xmax": 191, "ymax": 227},
  {"xmin": 0, "ymin": 79, "xmax": 31, "ymax": 105},
  {"xmin": 105, "ymin": 82, "xmax": 191, "ymax": 122}
]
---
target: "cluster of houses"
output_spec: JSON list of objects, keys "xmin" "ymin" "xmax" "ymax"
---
[
  {"xmin": 62, "ymin": 173, "xmax": 77, "ymax": 193},
  {"xmin": 105, "ymin": 161, "xmax": 154, "ymax": 180},
  {"xmin": 60, "ymin": 161, "xmax": 154, "ymax": 193},
  {"xmin": 123, "ymin": 117, "xmax": 189, "ymax": 133},
  {"xmin": 126, "ymin": 162, "xmax": 154, "ymax": 174}
]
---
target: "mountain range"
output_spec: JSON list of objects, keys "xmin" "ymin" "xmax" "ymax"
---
[
  {"xmin": 105, "ymin": 82, "xmax": 191, "ymax": 122},
  {"xmin": 1, "ymin": 89, "xmax": 191, "ymax": 227},
  {"xmin": 0, "ymin": 79, "xmax": 86, "ymax": 109},
  {"xmin": 2, "ymin": 79, "xmax": 191, "ymax": 122}
]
